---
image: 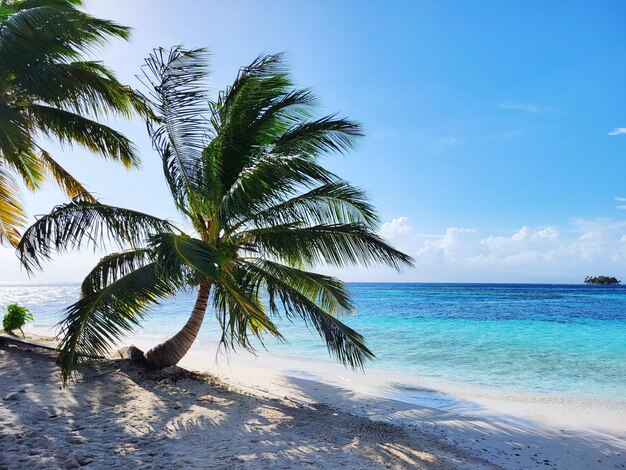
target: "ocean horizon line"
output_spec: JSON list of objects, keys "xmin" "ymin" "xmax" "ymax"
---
[{"xmin": 1, "ymin": 280, "xmax": 623, "ymax": 287}]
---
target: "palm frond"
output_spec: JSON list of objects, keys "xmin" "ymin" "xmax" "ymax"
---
[
  {"xmin": 0, "ymin": 102, "xmax": 42, "ymax": 189},
  {"xmin": 58, "ymin": 262, "xmax": 180, "ymax": 383},
  {"xmin": 208, "ymin": 53, "xmax": 293, "ymax": 187},
  {"xmin": 218, "ymin": 154, "xmax": 337, "ymax": 228},
  {"xmin": 241, "ymin": 260, "xmax": 373, "ymax": 369},
  {"xmin": 243, "ymin": 259, "xmax": 354, "ymax": 314},
  {"xmin": 272, "ymin": 115, "xmax": 363, "ymax": 157},
  {"xmin": 211, "ymin": 267, "xmax": 283, "ymax": 351},
  {"xmin": 13, "ymin": 61, "xmax": 144, "ymax": 119},
  {"xmin": 0, "ymin": 162, "xmax": 26, "ymax": 246},
  {"xmin": 18, "ymin": 199, "xmax": 177, "ymax": 272},
  {"xmin": 29, "ymin": 105, "xmax": 140, "ymax": 167},
  {"xmin": 39, "ymin": 149, "xmax": 95, "ymax": 201},
  {"xmin": 140, "ymin": 46, "xmax": 210, "ymax": 212},
  {"xmin": 2, "ymin": 149, "xmax": 44, "ymax": 191},
  {"xmin": 80, "ymin": 248, "xmax": 153, "ymax": 297},
  {"xmin": 200, "ymin": 88, "xmax": 318, "ymax": 207},
  {"xmin": 232, "ymin": 181, "xmax": 379, "ymax": 233},
  {"xmin": 0, "ymin": 1, "xmax": 129, "ymax": 69},
  {"xmin": 247, "ymin": 222, "xmax": 415, "ymax": 270},
  {"xmin": 148, "ymin": 233, "xmax": 225, "ymax": 281},
  {"xmin": 210, "ymin": 53, "xmax": 288, "ymax": 132}
]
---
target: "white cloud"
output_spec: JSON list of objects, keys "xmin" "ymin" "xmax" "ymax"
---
[
  {"xmin": 608, "ymin": 128, "xmax": 626, "ymax": 136},
  {"xmin": 379, "ymin": 216, "xmax": 412, "ymax": 239},
  {"xmin": 417, "ymin": 227, "xmax": 483, "ymax": 259},
  {"xmin": 367, "ymin": 217, "xmax": 626, "ymax": 282},
  {"xmin": 614, "ymin": 197, "xmax": 626, "ymax": 202},
  {"xmin": 499, "ymin": 102, "xmax": 550, "ymax": 113},
  {"xmin": 579, "ymin": 231, "xmax": 602, "ymax": 240}
]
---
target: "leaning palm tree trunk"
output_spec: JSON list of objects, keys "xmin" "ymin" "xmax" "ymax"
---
[{"xmin": 144, "ymin": 281, "xmax": 212, "ymax": 369}]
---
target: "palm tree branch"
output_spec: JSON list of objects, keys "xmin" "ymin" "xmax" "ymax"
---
[
  {"xmin": 28, "ymin": 104, "xmax": 140, "ymax": 168},
  {"xmin": 18, "ymin": 199, "xmax": 178, "ymax": 272},
  {"xmin": 211, "ymin": 268, "xmax": 283, "ymax": 351},
  {"xmin": 80, "ymin": 248, "xmax": 153, "ymax": 297},
  {"xmin": 245, "ymin": 222, "xmax": 415, "ymax": 270},
  {"xmin": 58, "ymin": 261, "xmax": 180, "ymax": 383},
  {"xmin": 240, "ymin": 259, "xmax": 354, "ymax": 314},
  {"xmin": 140, "ymin": 46, "xmax": 210, "ymax": 211},
  {"xmin": 240, "ymin": 260, "xmax": 374, "ymax": 369},
  {"xmin": 148, "ymin": 233, "xmax": 226, "ymax": 280},
  {"xmin": 230, "ymin": 181, "xmax": 379, "ymax": 234},
  {"xmin": 0, "ymin": 162, "xmax": 26, "ymax": 245},
  {"xmin": 0, "ymin": 3, "xmax": 129, "ymax": 68},
  {"xmin": 218, "ymin": 154, "xmax": 338, "ymax": 228},
  {"xmin": 12, "ymin": 61, "xmax": 145, "ymax": 119},
  {"xmin": 39, "ymin": 148, "xmax": 95, "ymax": 201},
  {"xmin": 272, "ymin": 115, "xmax": 364, "ymax": 157}
]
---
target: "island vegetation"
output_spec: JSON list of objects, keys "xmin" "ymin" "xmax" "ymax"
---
[{"xmin": 584, "ymin": 276, "xmax": 621, "ymax": 285}]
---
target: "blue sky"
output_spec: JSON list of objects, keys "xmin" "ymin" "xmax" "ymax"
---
[{"xmin": 2, "ymin": 0, "xmax": 626, "ymax": 282}]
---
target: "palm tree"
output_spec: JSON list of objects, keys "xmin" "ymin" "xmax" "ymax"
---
[
  {"xmin": 18, "ymin": 47, "xmax": 414, "ymax": 383},
  {"xmin": 0, "ymin": 0, "xmax": 148, "ymax": 245}
]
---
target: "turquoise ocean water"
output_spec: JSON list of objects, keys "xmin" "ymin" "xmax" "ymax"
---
[{"xmin": 2, "ymin": 283, "xmax": 625, "ymax": 402}]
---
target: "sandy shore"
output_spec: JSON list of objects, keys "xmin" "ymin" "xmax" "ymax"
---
[
  {"xmin": 0, "ymin": 343, "xmax": 494, "ymax": 469},
  {"xmin": 1, "ymin": 338, "xmax": 624, "ymax": 469}
]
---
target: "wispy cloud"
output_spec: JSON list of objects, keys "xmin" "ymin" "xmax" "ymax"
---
[
  {"xmin": 613, "ymin": 197, "xmax": 626, "ymax": 209},
  {"xmin": 607, "ymin": 128, "xmax": 626, "ymax": 136},
  {"xmin": 499, "ymin": 101, "xmax": 550, "ymax": 113}
]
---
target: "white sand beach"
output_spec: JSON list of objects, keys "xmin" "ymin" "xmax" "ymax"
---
[{"xmin": 1, "ymin": 336, "xmax": 624, "ymax": 469}]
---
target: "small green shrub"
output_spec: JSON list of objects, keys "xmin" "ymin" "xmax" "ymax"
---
[{"xmin": 2, "ymin": 304, "xmax": 34, "ymax": 337}]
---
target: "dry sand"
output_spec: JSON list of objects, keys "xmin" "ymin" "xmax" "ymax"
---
[
  {"xmin": 1, "ymin": 339, "xmax": 624, "ymax": 469},
  {"xmin": 0, "ymin": 344, "xmax": 494, "ymax": 469}
]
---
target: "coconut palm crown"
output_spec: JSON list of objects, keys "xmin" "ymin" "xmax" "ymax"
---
[
  {"xmin": 0, "ymin": 0, "xmax": 149, "ymax": 245},
  {"xmin": 18, "ymin": 47, "xmax": 414, "ymax": 383}
]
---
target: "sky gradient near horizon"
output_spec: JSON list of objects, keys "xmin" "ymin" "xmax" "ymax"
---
[{"xmin": 2, "ymin": 0, "xmax": 626, "ymax": 283}]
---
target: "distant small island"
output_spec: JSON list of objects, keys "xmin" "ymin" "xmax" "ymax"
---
[{"xmin": 584, "ymin": 276, "xmax": 621, "ymax": 285}]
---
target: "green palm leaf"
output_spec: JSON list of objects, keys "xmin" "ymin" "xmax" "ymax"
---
[
  {"xmin": 18, "ymin": 200, "xmax": 177, "ymax": 272},
  {"xmin": 232, "ymin": 181, "xmax": 379, "ymax": 232},
  {"xmin": 218, "ymin": 154, "xmax": 337, "ymax": 228},
  {"xmin": 80, "ymin": 248, "xmax": 153, "ymax": 297},
  {"xmin": 243, "ymin": 259, "xmax": 354, "ymax": 314},
  {"xmin": 28, "ymin": 105, "xmax": 139, "ymax": 167},
  {"xmin": 148, "ymin": 233, "xmax": 225, "ymax": 280},
  {"xmin": 0, "ymin": 162, "xmax": 26, "ymax": 245},
  {"xmin": 39, "ymin": 150, "xmax": 95, "ymax": 201},
  {"xmin": 0, "ymin": 0, "xmax": 146, "ymax": 245},
  {"xmin": 58, "ymin": 262, "xmax": 181, "ymax": 383},
  {"xmin": 247, "ymin": 222, "xmax": 414, "ymax": 270},
  {"xmin": 14, "ymin": 62, "xmax": 141, "ymax": 119},
  {"xmin": 241, "ymin": 260, "xmax": 373, "ymax": 369},
  {"xmin": 212, "ymin": 268, "xmax": 283, "ymax": 351},
  {"xmin": 140, "ymin": 46, "xmax": 210, "ymax": 212}
]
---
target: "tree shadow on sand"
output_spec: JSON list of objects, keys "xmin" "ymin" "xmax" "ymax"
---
[
  {"xmin": 1, "ymin": 346, "xmax": 623, "ymax": 470},
  {"xmin": 0, "ymin": 345, "xmax": 493, "ymax": 469},
  {"xmin": 278, "ymin": 375, "xmax": 625, "ymax": 470}
]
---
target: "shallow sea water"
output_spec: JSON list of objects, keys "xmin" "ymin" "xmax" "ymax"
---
[{"xmin": 2, "ymin": 282, "xmax": 625, "ymax": 403}]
